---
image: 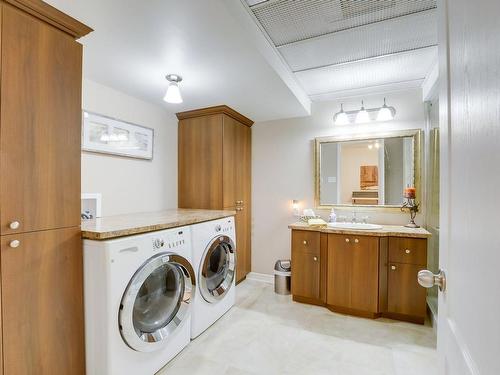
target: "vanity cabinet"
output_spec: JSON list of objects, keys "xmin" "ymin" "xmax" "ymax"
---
[
  {"xmin": 290, "ymin": 226, "xmax": 429, "ymax": 324},
  {"xmin": 327, "ymin": 234, "xmax": 379, "ymax": 317},
  {"xmin": 177, "ymin": 106, "xmax": 253, "ymax": 283},
  {"xmin": 386, "ymin": 237, "xmax": 428, "ymax": 323}
]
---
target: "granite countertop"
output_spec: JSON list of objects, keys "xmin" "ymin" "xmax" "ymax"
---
[
  {"xmin": 81, "ymin": 209, "xmax": 236, "ymax": 240},
  {"xmin": 288, "ymin": 222, "xmax": 431, "ymax": 239}
]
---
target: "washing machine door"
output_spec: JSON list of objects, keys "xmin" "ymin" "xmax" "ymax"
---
[
  {"xmin": 119, "ymin": 253, "xmax": 195, "ymax": 352},
  {"xmin": 199, "ymin": 235, "xmax": 236, "ymax": 303}
]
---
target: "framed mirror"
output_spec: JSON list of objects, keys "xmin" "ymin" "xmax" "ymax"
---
[{"xmin": 314, "ymin": 129, "xmax": 422, "ymax": 210}]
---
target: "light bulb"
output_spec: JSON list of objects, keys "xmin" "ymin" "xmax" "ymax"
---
[
  {"xmin": 163, "ymin": 82, "xmax": 183, "ymax": 104},
  {"xmin": 377, "ymin": 98, "xmax": 394, "ymax": 121},
  {"xmin": 334, "ymin": 111, "xmax": 349, "ymax": 125},
  {"xmin": 355, "ymin": 101, "xmax": 370, "ymax": 124}
]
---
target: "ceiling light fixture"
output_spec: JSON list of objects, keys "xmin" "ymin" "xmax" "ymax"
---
[
  {"xmin": 333, "ymin": 104, "xmax": 350, "ymax": 125},
  {"xmin": 376, "ymin": 98, "xmax": 395, "ymax": 122},
  {"xmin": 164, "ymin": 74, "xmax": 183, "ymax": 104},
  {"xmin": 355, "ymin": 101, "xmax": 370, "ymax": 124},
  {"xmin": 333, "ymin": 99, "xmax": 396, "ymax": 126}
]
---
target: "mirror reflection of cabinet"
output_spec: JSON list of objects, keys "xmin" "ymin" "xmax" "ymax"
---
[{"xmin": 315, "ymin": 130, "xmax": 422, "ymax": 209}]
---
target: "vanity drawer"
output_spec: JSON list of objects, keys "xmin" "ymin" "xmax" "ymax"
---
[
  {"xmin": 388, "ymin": 237, "xmax": 427, "ymax": 265},
  {"xmin": 292, "ymin": 230, "xmax": 320, "ymax": 255}
]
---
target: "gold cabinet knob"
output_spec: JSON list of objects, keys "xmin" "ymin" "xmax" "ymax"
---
[
  {"xmin": 236, "ymin": 200, "xmax": 243, "ymax": 205},
  {"xmin": 9, "ymin": 221, "xmax": 20, "ymax": 230},
  {"xmin": 345, "ymin": 238, "xmax": 350, "ymax": 243},
  {"xmin": 354, "ymin": 239, "xmax": 359, "ymax": 243},
  {"xmin": 9, "ymin": 240, "xmax": 20, "ymax": 248},
  {"xmin": 303, "ymin": 240, "xmax": 307, "ymax": 245},
  {"xmin": 391, "ymin": 265, "xmax": 397, "ymax": 270},
  {"xmin": 313, "ymin": 256, "xmax": 318, "ymax": 261},
  {"xmin": 405, "ymin": 249, "xmax": 411, "ymax": 254}
]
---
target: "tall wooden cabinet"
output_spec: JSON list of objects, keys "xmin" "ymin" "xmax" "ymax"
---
[
  {"xmin": 177, "ymin": 106, "xmax": 253, "ymax": 283},
  {"xmin": 0, "ymin": 1, "xmax": 91, "ymax": 374}
]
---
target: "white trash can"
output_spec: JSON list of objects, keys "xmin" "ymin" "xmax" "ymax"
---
[{"xmin": 274, "ymin": 260, "xmax": 291, "ymax": 295}]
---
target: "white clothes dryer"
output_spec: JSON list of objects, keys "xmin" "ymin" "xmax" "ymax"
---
[
  {"xmin": 191, "ymin": 217, "xmax": 236, "ymax": 339},
  {"xmin": 84, "ymin": 226, "xmax": 195, "ymax": 375}
]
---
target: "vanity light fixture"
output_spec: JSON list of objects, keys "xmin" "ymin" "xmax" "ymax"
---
[
  {"xmin": 163, "ymin": 74, "xmax": 183, "ymax": 104},
  {"xmin": 333, "ymin": 99, "xmax": 396, "ymax": 125},
  {"xmin": 376, "ymin": 98, "xmax": 395, "ymax": 122},
  {"xmin": 333, "ymin": 104, "xmax": 350, "ymax": 125},
  {"xmin": 355, "ymin": 101, "xmax": 370, "ymax": 124}
]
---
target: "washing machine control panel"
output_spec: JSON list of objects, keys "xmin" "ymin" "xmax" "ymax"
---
[
  {"xmin": 152, "ymin": 230, "xmax": 187, "ymax": 251},
  {"xmin": 214, "ymin": 219, "xmax": 234, "ymax": 235}
]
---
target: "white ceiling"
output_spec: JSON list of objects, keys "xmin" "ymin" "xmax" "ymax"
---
[
  {"xmin": 44, "ymin": 0, "xmax": 311, "ymax": 121},
  {"xmin": 244, "ymin": 0, "xmax": 438, "ymax": 100}
]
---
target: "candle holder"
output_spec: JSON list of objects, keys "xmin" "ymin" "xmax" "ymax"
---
[{"xmin": 401, "ymin": 198, "xmax": 420, "ymax": 228}]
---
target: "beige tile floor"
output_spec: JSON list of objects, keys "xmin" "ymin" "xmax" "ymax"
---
[{"xmin": 160, "ymin": 280, "xmax": 438, "ymax": 375}]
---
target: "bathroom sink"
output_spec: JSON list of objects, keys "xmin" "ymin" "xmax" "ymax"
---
[{"xmin": 327, "ymin": 222, "xmax": 383, "ymax": 230}]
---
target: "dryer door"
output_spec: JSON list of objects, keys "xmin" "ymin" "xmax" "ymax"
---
[
  {"xmin": 199, "ymin": 235, "xmax": 236, "ymax": 303},
  {"xmin": 119, "ymin": 253, "xmax": 195, "ymax": 352}
]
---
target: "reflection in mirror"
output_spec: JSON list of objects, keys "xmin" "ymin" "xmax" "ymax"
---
[{"xmin": 318, "ymin": 133, "xmax": 417, "ymax": 207}]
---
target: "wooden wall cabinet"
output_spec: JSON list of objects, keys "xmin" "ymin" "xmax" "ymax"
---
[
  {"xmin": 290, "ymin": 228, "xmax": 429, "ymax": 324},
  {"xmin": 177, "ymin": 106, "xmax": 253, "ymax": 283},
  {"xmin": 0, "ymin": 1, "xmax": 91, "ymax": 374}
]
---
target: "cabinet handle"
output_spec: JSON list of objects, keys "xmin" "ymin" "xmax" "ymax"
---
[
  {"xmin": 405, "ymin": 249, "xmax": 411, "ymax": 254},
  {"xmin": 345, "ymin": 238, "xmax": 350, "ymax": 243},
  {"xmin": 391, "ymin": 265, "xmax": 397, "ymax": 271},
  {"xmin": 9, "ymin": 240, "xmax": 20, "ymax": 248},
  {"xmin": 236, "ymin": 207, "xmax": 243, "ymax": 211},
  {"xmin": 354, "ymin": 238, "xmax": 359, "ymax": 243},
  {"xmin": 9, "ymin": 221, "xmax": 20, "ymax": 230},
  {"xmin": 313, "ymin": 256, "xmax": 318, "ymax": 261},
  {"xmin": 303, "ymin": 240, "xmax": 307, "ymax": 245},
  {"xmin": 236, "ymin": 200, "xmax": 243, "ymax": 205}
]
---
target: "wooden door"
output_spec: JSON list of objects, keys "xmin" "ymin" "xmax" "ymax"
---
[
  {"xmin": 350, "ymin": 236, "xmax": 379, "ymax": 312},
  {"xmin": 388, "ymin": 263, "xmax": 427, "ymax": 318},
  {"xmin": 1, "ymin": 227, "xmax": 85, "ymax": 374},
  {"xmin": 0, "ymin": 5, "xmax": 82, "ymax": 235},
  {"xmin": 327, "ymin": 234, "xmax": 351, "ymax": 308},
  {"xmin": 291, "ymin": 231, "xmax": 321, "ymax": 300},
  {"xmin": 178, "ymin": 114, "xmax": 223, "ymax": 209}
]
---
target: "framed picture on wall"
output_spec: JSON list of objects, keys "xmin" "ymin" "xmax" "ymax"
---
[{"xmin": 82, "ymin": 111, "xmax": 154, "ymax": 160}]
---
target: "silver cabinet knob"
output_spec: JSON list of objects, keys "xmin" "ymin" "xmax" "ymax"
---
[
  {"xmin": 9, "ymin": 221, "xmax": 20, "ymax": 230},
  {"xmin": 313, "ymin": 256, "xmax": 318, "ymax": 261},
  {"xmin": 405, "ymin": 249, "xmax": 411, "ymax": 254},
  {"xmin": 418, "ymin": 269, "xmax": 447, "ymax": 292},
  {"xmin": 354, "ymin": 239, "xmax": 359, "ymax": 243},
  {"xmin": 391, "ymin": 265, "xmax": 396, "ymax": 270},
  {"xmin": 9, "ymin": 240, "xmax": 20, "ymax": 248},
  {"xmin": 345, "ymin": 238, "xmax": 350, "ymax": 243}
]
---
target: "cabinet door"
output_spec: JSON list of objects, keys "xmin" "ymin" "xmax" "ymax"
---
[
  {"xmin": 1, "ymin": 228, "xmax": 85, "ymax": 374},
  {"xmin": 327, "ymin": 234, "xmax": 351, "ymax": 308},
  {"xmin": 1, "ymin": 6, "xmax": 82, "ymax": 234},
  {"xmin": 178, "ymin": 114, "xmax": 223, "ymax": 209},
  {"xmin": 350, "ymin": 236, "xmax": 379, "ymax": 312},
  {"xmin": 234, "ymin": 207, "xmax": 249, "ymax": 283},
  {"xmin": 291, "ymin": 250, "xmax": 321, "ymax": 300},
  {"xmin": 388, "ymin": 263, "xmax": 427, "ymax": 318}
]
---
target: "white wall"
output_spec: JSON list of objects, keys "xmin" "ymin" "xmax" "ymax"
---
[
  {"xmin": 252, "ymin": 89, "xmax": 425, "ymax": 275},
  {"xmin": 82, "ymin": 79, "xmax": 178, "ymax": 216}
]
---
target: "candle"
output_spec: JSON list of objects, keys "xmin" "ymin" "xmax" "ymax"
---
[{"xmin": 404, "ymin": 187, "xmax": 416, "ymax": 199}]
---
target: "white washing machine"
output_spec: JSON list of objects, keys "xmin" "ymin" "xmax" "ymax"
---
[
  {"xmin": 191, "ymin": 217, "xmax": 236, "ymax": 339},
  {"xmin": 84, "ymin": 226, "xmax": 195, "ymax": 375}
]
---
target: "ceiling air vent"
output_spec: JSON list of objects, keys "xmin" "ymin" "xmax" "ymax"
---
[{"xmin": 340, "ymin": 0, "xmax": 396, "ymax": 19}]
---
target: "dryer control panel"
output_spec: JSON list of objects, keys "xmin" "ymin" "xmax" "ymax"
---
[
  {"xmin": 151, "ymin": 229, "xmax": 188, "ymax": 252},
  {"xmin": 213, "ymin": 218, "xmax": 234, "ymax": 236}
]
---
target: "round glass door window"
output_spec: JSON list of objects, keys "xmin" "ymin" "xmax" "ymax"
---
[
  {"xmin": 199, "ymin": 236, "xmax": 236, "ymax": 303},
  {"xmin": 119, "ymin": 253, "xmax": 195, "ymax": 352}
]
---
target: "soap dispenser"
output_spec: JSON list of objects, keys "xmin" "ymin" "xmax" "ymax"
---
[{"xmin": 329, "ymin": 208, "xmax": 337, "ymax": 223}]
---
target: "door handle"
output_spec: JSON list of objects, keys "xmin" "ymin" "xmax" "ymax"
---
[{"xmin": 417, "ymin": 269, "xmax": 446, "ymax": 292}]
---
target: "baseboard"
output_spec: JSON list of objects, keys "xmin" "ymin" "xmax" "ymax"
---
[{"xmin": 245, "ymin": 272, "xmax": 274, "ymax": 284}]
